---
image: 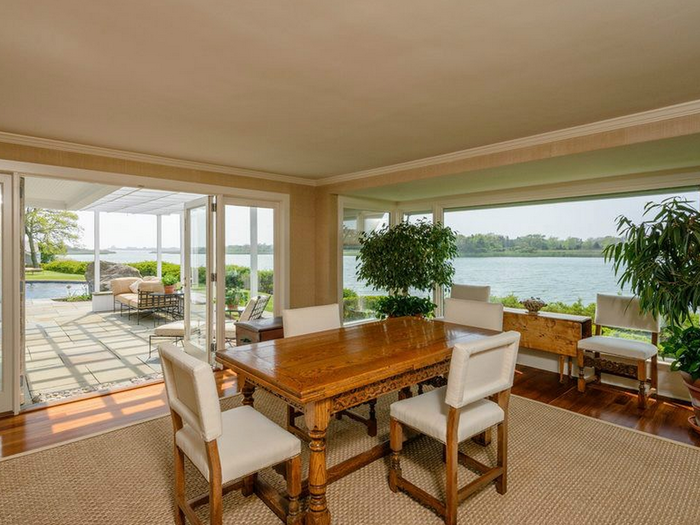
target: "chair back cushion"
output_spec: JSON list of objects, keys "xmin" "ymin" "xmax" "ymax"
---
[
  {"xmin": 445, "ymin": 331, "xmax": 521, "ymax": 409},
  {"xmin": 450, "ymin": 284, "xmax": 491, "ymax": 302},
  {"xmin": 444, "ymin": 298, "xmax": 504, "ymax": 331},
  {"xmin": 282, "ymin": 304, "xmax": 341, "ymax": 337},
  {"xmin": 139, "ymin": 280, "xmax": 165, "ymax": 294},
  {"xmin": 595, "ymin": 294, "xmax": 660, "ymax": 332},
  {"xmin": 110, "ymin": 277, "xmax": 141, "ymax": 295},
  {"xmin": 159, "ymin": 343, "xmax": 222, "ymax": 442}
]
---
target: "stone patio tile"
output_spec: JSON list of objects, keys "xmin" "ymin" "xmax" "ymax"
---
[
  {"xmin": 61, "ymin": 350, "xmax": 118, "ymax": 367},
  {"xmin": 89, "ymin": 364, "xmax": 154, "ymax": 384},
  {"xmin": 26, "ymin": 364, "xmax": 97, "ymax": 391},
  {"xmin": 26, "ymin": 357, "xmax": 64, "ymax": 370}
]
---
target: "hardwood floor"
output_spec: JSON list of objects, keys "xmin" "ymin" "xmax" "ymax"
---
[
  {"xmin": 0, "ymin": 370, "xmax": 238, "ymax": 459},
  {"xmin": 0, "ymin": 365, "xmax": 696, "ymax": 460}
]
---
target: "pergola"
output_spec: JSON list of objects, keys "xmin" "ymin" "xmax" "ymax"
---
[{"xmin": 23, "ymin": 177, "xmax": 201, "ymax": 287}]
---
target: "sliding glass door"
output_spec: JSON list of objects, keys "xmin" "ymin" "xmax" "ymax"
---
[{"xmin": 183, "ymin": 197, "xmax": 214, "ymax": 363}]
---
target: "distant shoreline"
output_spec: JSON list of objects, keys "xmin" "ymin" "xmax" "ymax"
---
[{"xmin": 343, "ymin": 250, "xmax": 604, "ymax": 258}]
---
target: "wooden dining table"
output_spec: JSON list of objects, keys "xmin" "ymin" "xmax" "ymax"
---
[{"xmin": 215, "ymin": 316, "xmax": 496, "ymax": 525}]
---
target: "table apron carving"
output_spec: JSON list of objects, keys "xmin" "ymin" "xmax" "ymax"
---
[{"xmin": 331, "ymin": 360, "xmax": 450, "ymax": 413}]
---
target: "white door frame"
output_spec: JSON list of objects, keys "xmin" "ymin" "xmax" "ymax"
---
[
  {"xmin": 0, "ymin": 173, "xmax": 19, "ymax": 413},
  {"xmin": 222, "ymin": 196, "xmax": 287, "ymax": 316}
]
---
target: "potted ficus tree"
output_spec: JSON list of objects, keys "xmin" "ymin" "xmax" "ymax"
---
[
  {"xmin": 356, "ymin": 219, "xmax": 457, "ymax": 318},
  {"xmin": 603, "ymin": 197, "xmax": 700, "ymax": 435}
]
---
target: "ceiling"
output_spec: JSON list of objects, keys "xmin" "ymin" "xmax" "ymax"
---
[
  {"xmin": 348, "ymin": 134, "xmax": 700, "ymax": 202},
  {"xmin": 1, "ymin": 1, "xmax": 700, "ymax": 179}
]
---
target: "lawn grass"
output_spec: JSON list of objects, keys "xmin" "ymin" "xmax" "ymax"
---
[{"xmin": 25, "ymin": 270, "xmax": 86, "ymax": 282}]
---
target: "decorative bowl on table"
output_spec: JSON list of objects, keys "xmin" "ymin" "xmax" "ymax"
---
[{"xmin": 522, "ymin": 297, "xmax": 546, "ymax": 315}]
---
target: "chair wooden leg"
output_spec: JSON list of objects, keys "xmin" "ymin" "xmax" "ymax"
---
[
  {"xmin": 472, "ymin": 428, "xmax": 491, "ymax": 446},
  {"xmin": 445, "ymin": 433, "xmax": 458, "ymax": 525},
  {"xmin": 651, "ymin": 354, "xmax": 658, "ymax": 392},
  {"xmin": 389, "ymin": 418, "xmax": 403, "ymax": 492},
  {"xmin": 174, "ymin": 445, "xmax": 186, "ymax": 525},
  {"xmin": 286, "ymin": 455, "xmax": 302, "ymax": 525},
  {"xmin": 242, "ymin": 473, "xmax": 256, "ymax": 497},
  {"xmin": 637, "ymin": 359, "xmax": 648, "ymax": 409},
  {"xmin": 496, "ymin": 420, "xmax": 508, "ymax": 494},
  {"xmin": 205, "ymin": 441, "xmax": 223, "ymax": 525}
]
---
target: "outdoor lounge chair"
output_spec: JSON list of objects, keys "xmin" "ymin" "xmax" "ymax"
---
[{"xmin": 148, "ymin": 295, "xmax": 271, "ymax": 358}]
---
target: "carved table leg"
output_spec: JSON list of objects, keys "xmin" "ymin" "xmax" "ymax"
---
[
  {"xmin": 398, "ymin": 386, "xmax": 413, "ymax": 400},
  {"xmin": 242, "ymin": 378, "xmax": 255, "ymax": 407},
  {"xmin": 304, "ymin": 399, "xmax": 331, "ymax": 525}
]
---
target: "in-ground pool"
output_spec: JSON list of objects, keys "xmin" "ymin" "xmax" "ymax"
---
[{"xmin": 25, "ymin": 281, "xmax": 89, "ymax": 300}]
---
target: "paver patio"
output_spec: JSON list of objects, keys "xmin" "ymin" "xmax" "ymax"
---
[{"xmin": 25, "ymin": 299, "xmax": 167, "ymax": 404}]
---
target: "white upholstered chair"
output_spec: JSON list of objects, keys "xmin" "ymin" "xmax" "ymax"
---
[
  {"xmin": 282, "ymin": 303, "xmax": 341, "ymax": 338},
  {"xmin": 389, "ymin": 331, "xmax": 521, "ymax": 525},
  {"xmin": 282, "ymin": 303, "xmax": 377, "ymax": 437},
  {"xmin": 444, "ymin": 297, "xmax": 504, "ymax": 331},
  {"xmin": 160, "ymin": 344, "xmax": 302, "ymax": 525},
  {"xmin": 449, "ymin": 284, "xmax": 491, "ymax": 303},
  {"xmin": 577, "ymin": 294, "xmax": 660, "ymax": 408}
]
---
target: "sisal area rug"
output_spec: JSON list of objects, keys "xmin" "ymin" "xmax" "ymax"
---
[{"xmin": 0, "ymin": 390, "xmax": 698, "ymax": 525}]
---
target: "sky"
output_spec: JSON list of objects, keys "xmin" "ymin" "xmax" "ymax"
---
[
  {"xmin": 72, "ymin": 189, "xmax": 699, "ymax": 248},
  {"xmin": 75, "ymin": 205, "xmax": 275, "ymax": 249},
  {"xmin": 443, "ymin": 190, "xmax": 700, "ymax": 239}
]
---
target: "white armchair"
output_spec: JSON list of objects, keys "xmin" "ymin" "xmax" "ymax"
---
[
  {"xmin": 160, "ymin": 344, "xmax": 302, "ymax": 525},
  {"xmin": 389, "ymin": 331, "xmax": 521, "ymax": 525},
  {"xmin": 577, "ymin": 293, "xmax": 660, "ymax": 408}
]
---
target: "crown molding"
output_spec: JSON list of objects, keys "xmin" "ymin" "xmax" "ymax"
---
[
  {"xmin": 0, "ymin": 131, "xmax": 317, "ymax": 187},
  {"xmin": 3, "ymin": 98, "xmax": 700, "ymax": 190},
  {"xmin": 317, "ymin": 98, "xmax": 700, "ymax": 187}
]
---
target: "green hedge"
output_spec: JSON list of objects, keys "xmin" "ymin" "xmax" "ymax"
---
[
  {"xmin": 42, "ymin": 260, "xmax": 89, "ymax": 275},
  {"xmin": 128, "ymin": 260, "xmax": 181, "ymax": 278}
]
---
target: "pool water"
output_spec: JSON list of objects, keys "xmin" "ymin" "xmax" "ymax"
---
[{"xmin": 25, "ymin": 281, "xmax": 89, "ymax": 300}]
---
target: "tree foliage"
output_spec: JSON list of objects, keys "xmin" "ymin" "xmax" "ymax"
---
[
  {"xmin": 603, "ymin": 197, "xmax": 700, "ymax": 327},
  {"xmin": 24, "ymin": 208, "xmax": 82, "ymax": 266},
  {"xmin": 356, "ymin": 220, "xmax": 458, "ymax": 296}
]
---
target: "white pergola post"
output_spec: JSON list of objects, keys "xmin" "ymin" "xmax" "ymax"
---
[
  {"xmin": 156, "ymin": 214, "xmax": 163, "ymax": 278},
  {"xmin": 94, "ymin": 211, "xmax": 101, "ymax": 292},
  {"xmin": 250, "ymin": 207, "xmax": 258, "ymax": 297}
]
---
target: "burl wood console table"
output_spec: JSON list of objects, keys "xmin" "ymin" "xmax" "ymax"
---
[
  {"xmin": 503, "ymin": 307, "xmax": 592, "ymax": 382},
  {"xmin": 216, "ymin": 317, "xmax": 495, "ymax": 525}
]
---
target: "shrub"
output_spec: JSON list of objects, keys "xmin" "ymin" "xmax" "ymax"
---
[
  {"xmin": 259, "ymin": 270, "xmax": 274, "ymax": 294},
  {"xmin": 42, "ymin": 259, "xmax": 89, "ymax": 275},
  {"xmin": 128, "ymin": 260, "xmax": 180, "ymax": 277}
]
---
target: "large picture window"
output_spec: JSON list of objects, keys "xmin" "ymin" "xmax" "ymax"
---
[
  {"xmin": 342, "ymin": 208, "xmax": 390, "ymax": 322},
  {"xmin": 443, "ymin": 190, "xmax": 700, "ymax": 309}
]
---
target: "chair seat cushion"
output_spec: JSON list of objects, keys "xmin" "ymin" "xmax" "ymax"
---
[
  {"xmin": 154, "ymin": 321, "xmax": 190, "ymax": 337},
  {"xmin": 578, "ymin": 335, "xmax": 657, "ymax": 360},
  {"xmin": 116, "ymin": 293, "xmax": 137, "ymax": 305},
  {"xmin": 176, "ymin": 405, "xmax": 301, "ymax": 484},
  {"xmin": 390, "ymin": 387, "xmax": 504, "ymax": 444}
]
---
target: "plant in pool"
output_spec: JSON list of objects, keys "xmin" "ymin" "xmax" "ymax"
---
[
  {"xmin": 355, "ymin": 220, "xmax": 457, "ymax": 318},
  {"xmin": 603, "ymin": 197, "xmax": 700, "ymax": 432}
]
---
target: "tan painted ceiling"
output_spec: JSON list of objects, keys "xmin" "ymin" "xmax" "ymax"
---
[
  {"xmin": 347, "ymin": 134, "xmax": 700, "ymax": 202},
  {"xmin": 1, "ymin": 1, "xmax": 700, "ymax": 178}
]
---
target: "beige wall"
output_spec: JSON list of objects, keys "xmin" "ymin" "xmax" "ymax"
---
[{"xmin": 0, "ymin": 141, "xmax": 318, "ymax": 308}]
